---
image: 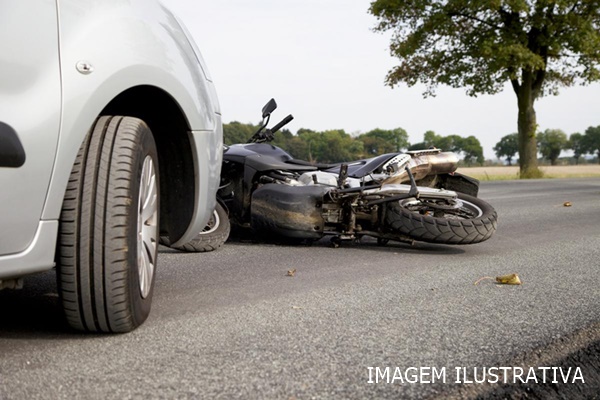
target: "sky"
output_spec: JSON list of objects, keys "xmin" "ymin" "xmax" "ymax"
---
[{"xmin": 163, "ymin": 0, "xmax": 600, "ymax": 160}]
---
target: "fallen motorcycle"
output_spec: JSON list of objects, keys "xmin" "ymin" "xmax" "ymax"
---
[{"xmin": 174, "ymin": 99, "xmax": 497, "ymax": 249}]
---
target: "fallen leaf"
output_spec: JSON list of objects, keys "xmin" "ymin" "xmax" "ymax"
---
[
  {"xmin": 563, "ymin": 201, "xmax": 572, "ymax": 207},
  {"xmin": 495, "ymin": 273, "xmax": 522, "ymax": 285},
  {"xmin": 286, "ymin": 269, "xmax": 296, "ymax": 277},
  {"xmin": 474, "ymin": 273, "xmax": 523, "ymax": 285}
]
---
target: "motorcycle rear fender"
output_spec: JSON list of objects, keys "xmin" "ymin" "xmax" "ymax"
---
[
  {"xmin": 251, "ymin": 185, "xmax": 328, "ymax": 239},
  {"xmin": 436, "ymin": 173, "xmax": 480, "ymax": 197}
]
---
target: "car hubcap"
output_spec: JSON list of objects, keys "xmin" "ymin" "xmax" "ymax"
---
[{"xmin": 137, "ymin": 156, "xmax": 158, "ymax": 299}]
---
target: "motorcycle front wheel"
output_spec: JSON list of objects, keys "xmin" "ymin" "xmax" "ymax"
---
[
  {"xmin": 160, "ymin": 202, "xmax": 230, "ymax": 252},
  {"xmin": 385, "ymin": 193, "xmax": 497, "ymax": 245}
]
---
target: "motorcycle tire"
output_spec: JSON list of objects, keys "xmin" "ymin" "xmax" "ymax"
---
[
  {"xmin": 160, "ymin": 202, "xmax": 230, "ymax": 252},
  {"xmin": 385, "ymin": 192, "xmax": 497, "ymax": 245}
]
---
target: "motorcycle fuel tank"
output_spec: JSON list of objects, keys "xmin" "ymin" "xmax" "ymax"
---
[{"xmin": 225, "ymin": 143, "xmax": 317, "ymax": 172}]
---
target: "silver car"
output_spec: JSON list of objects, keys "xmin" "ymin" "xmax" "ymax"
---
[{"xmin": 0, "ymin": 0, "xmax": 223, "ymax": 332}]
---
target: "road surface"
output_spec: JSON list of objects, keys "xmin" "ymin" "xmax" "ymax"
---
[{"xmin": 1, "ymin": 179, "xmax": 599, "ymax": 399}]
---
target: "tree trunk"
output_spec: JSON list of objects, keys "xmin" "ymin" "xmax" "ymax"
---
[{"xmin": 516, "ymin": 82, "xmax": 541, "ymax": 178}]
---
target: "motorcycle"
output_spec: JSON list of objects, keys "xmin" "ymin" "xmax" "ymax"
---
[{"xmin": 174, "ymin": 99, "xmax": 497, "ymax": 250}]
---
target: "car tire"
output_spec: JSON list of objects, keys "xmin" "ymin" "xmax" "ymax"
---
[{"xmin": 58, "ymin": 116, "xmax": 160, "ymax": 333}]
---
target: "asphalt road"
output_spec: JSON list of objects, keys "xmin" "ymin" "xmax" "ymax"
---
[{"xmin": 1, "ymin": 178, "xmax": 599, "ymax": 399}]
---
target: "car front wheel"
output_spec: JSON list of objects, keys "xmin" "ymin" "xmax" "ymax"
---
[{"xmin": 58, "ymin": 116, "xmax": 159, "ymax": 333}]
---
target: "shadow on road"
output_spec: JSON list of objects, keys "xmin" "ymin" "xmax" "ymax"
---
[
  {"xmin": 0, "ymin": 270, "xmax": 79, "ymax": 338},
  {"xmin": 2, "ymin": 239, "xmax": 465, "ymax": 336},
  {"xmin": 221, "ymin": 235, "xmax": 467, "ymax": 256}
]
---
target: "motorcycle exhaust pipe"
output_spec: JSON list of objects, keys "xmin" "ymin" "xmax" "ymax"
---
[{"xmin": 384, "ymin": 152, "xmax": 459, "ymax": 184}]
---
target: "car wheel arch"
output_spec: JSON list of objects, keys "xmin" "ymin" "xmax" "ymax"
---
[{"xmin": 100, "ymin": 85, "xmax": 198, "ymax": 243}]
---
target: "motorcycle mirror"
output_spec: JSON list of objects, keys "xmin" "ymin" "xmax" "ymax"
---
[{"xmin": 262, "ymin": 98, "xmax": 277, "ymax": 118}]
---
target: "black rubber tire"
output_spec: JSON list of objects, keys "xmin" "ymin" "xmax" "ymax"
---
[
  {"xmin": 58, "ymin": 116, "xmax": 159, "ymax": 333},
  {"xmin": 385, "ymin": 193, "xmax": 497, "ymax": 245},
  {"xmin": 160, "ymin": 202, "xmax": 230, "ymax": 252}
]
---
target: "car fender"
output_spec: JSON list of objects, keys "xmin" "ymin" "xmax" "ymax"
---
[{"xmin": 42, "ymin": 0, "xmax": 222, "ymax": 241}]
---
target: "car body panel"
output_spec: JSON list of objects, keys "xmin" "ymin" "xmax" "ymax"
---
[
  {"xmin": 42, "ymin": 0, "xmax": 220, "ymax": 221},
  {"xmin": 0, "ymin": 0, "xmax": 222, "ymax": 279},
  {"xmin": 0, "ymin": 0, "xmax": 61, "ymax": 255},
  {"xmin": 175, "ymin": 121, "xmax": 223, "ymax": 247},
  {"xmin": 0, "ymin": 221, "xmax": 59, "ymax": 279}
]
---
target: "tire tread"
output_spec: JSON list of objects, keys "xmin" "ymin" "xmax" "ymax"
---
[
  {"xmin": 385, "ymin": 193, "xmax": 497, "ymax": 245},
  {"xmin": 58, "ymin": 116, "xmax": 158, "ymax": 333}
]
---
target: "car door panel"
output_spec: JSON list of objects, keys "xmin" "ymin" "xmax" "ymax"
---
[{"xmin": 0, "ymin": 0, "xmax": 61, "ymax": 255}]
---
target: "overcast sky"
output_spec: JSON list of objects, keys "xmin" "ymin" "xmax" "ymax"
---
[{"xmin": 163, "ymin": 0, "xmax": 600, "ymax": 159}]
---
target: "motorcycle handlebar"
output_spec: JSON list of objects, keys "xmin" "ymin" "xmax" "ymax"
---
[{"xmin": 270, "ymin": 114, "xmax": 294, "ymax": 134}]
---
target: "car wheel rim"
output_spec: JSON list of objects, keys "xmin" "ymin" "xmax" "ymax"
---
[
  {"xmin": 399, "ymin": 198, "xmax": 483, "ymax": 219},
  {"xmin": 137, "ymin": 155, "xmax": 158, "ymax": 299}
]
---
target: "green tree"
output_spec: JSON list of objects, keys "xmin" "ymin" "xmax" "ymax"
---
[
  {"xmin": 412, "ymin": 131, "xmax": 484, "ymax": 165},
  {"xmin": 423, "ymin": 131, "xmax": 462, "ymax": 153},
  {"xmin": 296, "ymin": 128, "xmax": 321, "ymax": 162},
  {"xmin": 461, "ymin": 136, "xmax": 485, "ymax": 166},
  {"xmin": 318, "ymin": 130, "xmax": 362, "ymax": 163},
  {"xmin": 370, "ymin": 1, "xmax": 600, "ymax": 178},
  {"xmin": 357, "ymin": 128, "xmax": 409, "ymax": 155},
  {"xmin": 583, "ymin": 125, "xmax": 600, "ymax": 164},
  {"xmin": 290, "ymin": 128, "xmax": 363, "ymax": 163},
  {"xmin": 537, "ymin": 129, "xmax": 568, "ymax": 165},
  {"xmin": 223, "ymin": 121, "xmax": 256, "ymax": 145},
  {"xmin": 423, "ymin": 130, "xmax": 438, "ymax": 147},
  {"xmin": 494, "ymin": 133, "xmax": 519, "ymax": 165},
  {"xmin": 567, "ymin": 132, "xmax": 585, "ymax": 164},
  {"xmin": 407, "ymin": 141, "xmax": 428, "ymax": 151},
  {"xmin": 283, "ymin": 135, "xmax": 309, "ymax": 160}
]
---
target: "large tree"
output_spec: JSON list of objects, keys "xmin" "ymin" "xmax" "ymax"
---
[{"xmin": 369, "ymin": 1, "xmax": 600, "ymax": 178}]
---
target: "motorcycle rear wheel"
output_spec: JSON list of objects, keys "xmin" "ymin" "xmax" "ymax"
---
[{"xmin": 385, "ymin": 193, "xmax": 497, "ymax": 245}]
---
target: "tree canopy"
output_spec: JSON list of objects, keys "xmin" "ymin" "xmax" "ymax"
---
[
  {"xmin": 494, "ymin": 133, "xmax": 519, "ymax": 165},
  {"xmin": 418, "ymin": 130, "xmax": 484, "ymax": 165},
  {"xmin": 223, "ymin": 121, "xmax": 600, "ymax": 165},
  {"xmin": 537, "ymin": 129, "xmax": 568, "ymax": 165},
  {"xmin": 568, "ymin": 132, "xmax": 585, "ymax": 164},
  {"xmin": 223, "ymin": 122, "xmax": 484, "ymax": 165},
  {"xmin": 370, "ymin": 0, "xmax": 600, "ymax": 177},
  {"xmin": 357, "ymin": 128, "xmax": 410, "ymax": 155},
  {"xmin": 583, "ymin": 125, "xmax": 600, "ymax": 163}
]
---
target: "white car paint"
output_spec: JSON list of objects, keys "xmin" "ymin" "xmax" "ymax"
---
[{"xmin": 0, "ymin": 0, "xmax": 222, "ymax": 280}]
